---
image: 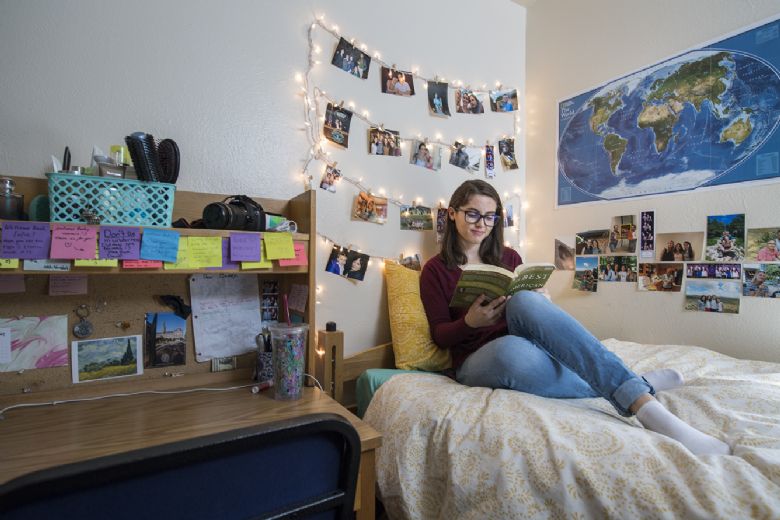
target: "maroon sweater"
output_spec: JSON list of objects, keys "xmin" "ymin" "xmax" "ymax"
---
[{"xmin": 420, "ymin": 249, "xmax": 523, "ymax": 370}]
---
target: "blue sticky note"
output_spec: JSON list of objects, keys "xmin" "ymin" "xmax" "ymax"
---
[{"xmin": 140, "ymin": 228, "xmax": 180, "ymax": 263}]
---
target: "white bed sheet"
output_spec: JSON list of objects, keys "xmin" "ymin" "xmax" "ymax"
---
[{"xmin": 364, "ymin": 339, "xmax": 780, "ymax": 519}]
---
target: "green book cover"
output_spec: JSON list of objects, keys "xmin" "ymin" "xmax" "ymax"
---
[{"xmin": 449, "ymin": 263, "xmax": 555, "ymax": 307}]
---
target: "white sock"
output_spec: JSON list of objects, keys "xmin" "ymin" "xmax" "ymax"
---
[
  {"xmin": 641, "ymin": 368, "xmax": 685, "ymax": 392},
  {"xmin": 636, "ymin": 400, "xmax": 730, "ymax": 456}
]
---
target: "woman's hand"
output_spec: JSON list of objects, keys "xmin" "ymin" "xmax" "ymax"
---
[{"xmin": 464, "ymin": 294, "xmax": 509, "ymax": 328}]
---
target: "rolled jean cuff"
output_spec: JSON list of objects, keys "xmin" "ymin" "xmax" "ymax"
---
[{"xmin": 612, "ymin": 376, "xmax": 653, "ymax": 416}]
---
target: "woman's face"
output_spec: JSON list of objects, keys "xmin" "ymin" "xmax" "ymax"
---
[
  {"xmin": 351, "ymin": 257, "xmax": 362, "ymax": 271},
  {"xmin": 756, "ymin": 271, "xmax": 766, "ymax": 283},
  {"xmin": 450, "ymin": 194, "xmax": 497, "ymax": 250}
]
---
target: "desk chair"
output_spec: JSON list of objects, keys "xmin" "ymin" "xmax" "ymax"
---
[{"xmin": 0, "ymin": 412, "xmax": 361, "ymax": 519}]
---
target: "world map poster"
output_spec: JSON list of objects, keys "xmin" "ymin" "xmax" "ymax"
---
[{"xmin": 557, "ymin": 16, "xmax": 780, "ymax": 206}]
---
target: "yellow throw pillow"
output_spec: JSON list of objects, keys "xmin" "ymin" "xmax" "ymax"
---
[{"xmin": 385, "ymin": 262, "xmax": 451, "ymax": 371}]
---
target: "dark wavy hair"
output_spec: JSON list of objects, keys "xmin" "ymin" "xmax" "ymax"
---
[{"xmin": 440, "ymin": 180, "xmax": 504, "ymax": 268}]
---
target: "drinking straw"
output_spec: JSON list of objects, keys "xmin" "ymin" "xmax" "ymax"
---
[{"xmin": 282, "ymin": 294, "xmax": 292, "ymax": 326}]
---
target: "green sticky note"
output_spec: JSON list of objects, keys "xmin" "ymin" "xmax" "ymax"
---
[
  {"xmin": 188, "ymin": 236, "xmax": 223, "ymax": 268},
  {"xmin": 74, "ymin": 244, "xmax": 118, "ymax": 267},
  {"xmin": 0, "ymin": 258, "xmax": 19, "ymax": 269},
  {"xmin": 263, "ymin": 232, "xmax": 295, "ymax": 260},
  {"xmin": 242, "ymin": 241, "xmax": 273, "ymax": 269}
]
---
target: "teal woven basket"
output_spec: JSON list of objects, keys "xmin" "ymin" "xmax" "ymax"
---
[{"xmin": 47, "ymin": 173, "xmax": 176, "ymax": 227}]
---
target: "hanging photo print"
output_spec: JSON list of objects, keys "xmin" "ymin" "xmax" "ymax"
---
[
  {"xmin": 368, "ymin": 127, "xmax": 401, "ymax": 156},
  {"xmin": 575, "ymin": 229, "xmax": 609, "ymax": 255},
  {"xmin": 409, "ymin": 140, "xmax": 442, "ymax": 171},
  {"xmin": 352, "ymin": 191, "xmax": 388, "ymax": 224},
  {"xmin": 325, "ymin": 245, "xmax": 349, "ymax": 276},
  {"xmin": 503, "ymin": 204, "xmax": 514, "ymax": 227},
  {"xmin": 746, "ymin": 227, "xmax": 780, "ymax": 262},
  {"xmin": 657, "ymin": 232, "xmax": 704, "ymax": 262},
  {"xmin": 573, "ymin": 256, "xmax": 598, "ymax": 292},
  {"xmin": 554, "ymin": 238, "xmax": 575, "ymax": 271},
  {"xmin": 344, "ymin": 250, "xmax": 370, "ymax": 281},
  {"xmin": 144, "ymin": 312, "xmax": 186, "ymax": 367},
  {"xmin": 638, "ymin": 263, "xmax": 684, "ymax": 291},
  {"xmin": 705, "ymin": 213, "xmax": 746, "ymax": 262},
  {"xmin": 455, "ymin": 88, "xmax": 485, "ymax": 114},
  {"xmin": 448, "ymin": 142, "xmax": 481, "ymax": 172},
  {"xmin": 324, "ymin": 103, "xmax": 353, "ymax": 148},
  {"xmin": 598, "ymin": 256, "xmax": 638, "ymax": 282},
  {"xmin": 485, "ymin": 145, "xmax": 495, "ymax": 178},
  {"xmin": 400, "ymin": 205, "xmax": 433, "ymax": 231},
  {"xmin": 436, "ymin": 207, "xmax": 447, "ymax": 243},
  {"xmin": 489, "ymin": 88, "xmax": 519, "ymax": 112},
  {"xmin": 427, "ymin": 81, "xmax": 450, "ymax": 117},
  {"xmin": 381, "ymin": 67, "xmax": 415, "ymax": 96},
  {"xmin": 319, "ymin": 164, "xmax": 342, "ymax": 193},
  {"xmin": 399, "ymin": 253, "xmax": 422, "ymax": 271},
  {"xmin": 743, "ymin": 264, "xmax": 780, "ymax": 298},
  {"xmin": 684, "ymin": 279, "xmax": 741, "ymax": 314},
  {"xmin": 498, "ymin": 138, "xmax": 519, "ymax": 170},
  {"xmin": 639, "ymin": 210, "xmax": 656, "ymax": 259},
  {"xmin": 331, "ymin": 37, "xmax": 371, "ymax": 79},
  {"xmin": 71, "ymin": 335, "xmax": 143, "ymax": 383},
  {"xmin": 607, "ymin": 215, "xmax": 637, "ymax": 254}
]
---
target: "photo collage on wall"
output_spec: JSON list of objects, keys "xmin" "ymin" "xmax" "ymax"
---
[{"xmin": 567, "ymin": 211, "xmax": 780, "ymax": 313}]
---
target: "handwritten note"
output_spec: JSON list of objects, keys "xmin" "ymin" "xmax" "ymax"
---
[
  {"xmin": 188, "ymin": 236, "xmax": 222, "ymax": 268},
  {"xmin": 99, "ymin": 226, "xmax": 141, "ymax": 259},
  {"xmin": 23, "ymin": 260, "xmax": 71, "ymax": 271},
  {"xmin": 49, "ymin": 274, "xmax": 88, "ymax": 296},
  {"xmin": 75, "ymin": 244, "xmax": 118, "ymax": 267},
  {"xmin": 287, "ymin": 283, "xmax": 309, "ymax": 313},
  {"xmin": 140, "ymin": 229, "xmax": 180, "ymax": 263},
  {"xmin": 242, "ymin": 241, "xmax": 272, "ymax": 269},
  {"xmin": 1, "ymin": 222, "xmax": 51, "ymax": 259},
  {"xmin": 278, "ymin": 242, "xmax": 308, "ymax": 267},
  {"xmin": 123, "ymin": 259, "xmax": 163, "ymax": 269},
  {"xmin": 208, "ymin": 238, "xmax": 240, "ymax": 271},
  {"xmin": 164, "ymin": 238, "xmax": 192, "ymax": 270},
  {"xmin": 50, "ymin": 224, "xmax": 97, "ymax": 260},
  {"xmin": 229, "ymin": 233, "xmax": 261, "ymax": 261},
  {"xmin": 263, "ymin": 232, "xmax": 295, "ymax": 260},
  {"xmin": 0, "ymin": 275, "xmax": 25, "ymax": 294},
  {"xmin": 0, "ymin": 258, "xmax": 19, "ymax": 269}
]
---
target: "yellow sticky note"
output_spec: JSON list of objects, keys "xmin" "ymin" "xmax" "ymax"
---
[
  {"xmin": 188, "ymin": 236, "xmax": 222, "ymax": 268},
  {"xmin": 263, "ymin": 232, "xmax": 295, "ymax": 260},
  {"xmin": 74, "ymin": 244, "xmax": 118, "ymax": 267},
  {"xmin": 164, "ymin": 237, "xmax": 191, "ymax": 270},
  {"xmin": 242, "ymin": 241, "xmax": 272, "ymax": 269},
  {"xmin": 0, "ymin": 258, "xmax": 19, "ymax": 269}
]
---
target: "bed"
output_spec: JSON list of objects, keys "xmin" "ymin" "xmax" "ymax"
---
[{"xmin": 353, "ymin": 338, "xmax": 780, "ymax": 519}]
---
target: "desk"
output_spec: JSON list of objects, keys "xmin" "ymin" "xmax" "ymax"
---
[{"xmin": 0, "ymin": 385, "xmax": 381, "ymax": 520}]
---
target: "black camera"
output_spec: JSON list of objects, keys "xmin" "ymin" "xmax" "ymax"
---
[{"xmin": 202, "ymin": 195, "xmax": 266, "ymax": 231}]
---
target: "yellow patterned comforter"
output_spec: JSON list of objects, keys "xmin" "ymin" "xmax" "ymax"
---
[{"xmin": 364, "ymin": 339, "xmax": 780, "ymax": 519}]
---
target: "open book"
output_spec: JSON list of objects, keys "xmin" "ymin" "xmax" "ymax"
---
[{"xmin": 449, "ymin": 262, "xmax": 556, "ymax": 307}]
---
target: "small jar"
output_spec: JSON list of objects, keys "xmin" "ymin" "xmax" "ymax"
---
[{"xmin": 0, "ymin": 177, "xmax": 24, "ymax": 220}]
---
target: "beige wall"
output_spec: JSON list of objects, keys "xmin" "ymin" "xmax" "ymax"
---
[
  {"xmin": 525, "ymin": 0, "xmax": 780, "ymax": 362},
  {"xmin": 0, "ymin": 1, "xmax": 527, "ymax": 357}
]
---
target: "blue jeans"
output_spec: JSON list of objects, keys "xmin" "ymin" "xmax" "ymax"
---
[{"xmin": 455, "ymin": 291, "xmax": 652, "ymax": 416}]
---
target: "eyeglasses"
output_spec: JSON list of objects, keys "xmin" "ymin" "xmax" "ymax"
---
[{"xmin": 457, "ymin": 208, "xmax": 499, "ymax": 226}]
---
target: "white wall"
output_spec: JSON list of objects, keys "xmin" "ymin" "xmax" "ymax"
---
[
  {"xmin": 0, "ymin": 1, "xmax": 526, "ymax": 356},
  {"xmin": 525, "ymin": 0, "xmax": 780, "ymax": 362}
]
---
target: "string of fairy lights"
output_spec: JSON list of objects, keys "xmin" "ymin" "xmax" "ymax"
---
[{"xmin": 297, "ymin": 14, "xmax": 526, "ymax": 278}]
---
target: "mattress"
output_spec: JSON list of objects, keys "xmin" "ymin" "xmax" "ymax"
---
[{"xmin": 364, "ymin": 339, "xmax": 780, "ymax": 519}]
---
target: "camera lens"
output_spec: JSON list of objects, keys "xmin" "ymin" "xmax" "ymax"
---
[{"xmin": 202, "ymin": 202, "xmax": 235, "ymax": 230}]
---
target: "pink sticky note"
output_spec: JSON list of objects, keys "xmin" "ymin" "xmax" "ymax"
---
[
  {"xmin": 50, "ymin": 224, "xmax": 97, "ymax": 260},
  {"xmin": 277, "ymin": 242, "xmax": 308, "ymax": 267},
  {"xmin": 49, "ymin": 274, "xmax": 88, "ymax": 296},
  {"xmin": 122, "ymin": 259, "xmax": 163, "ymax": 269},
  {"xmin": 0, "ymin": 275, "xmax": 25, "ymax": 294}
]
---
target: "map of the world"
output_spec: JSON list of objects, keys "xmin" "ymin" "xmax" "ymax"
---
[{"xmin": 558, "ymin": 18, "xmax": 780, "ymax": 206}]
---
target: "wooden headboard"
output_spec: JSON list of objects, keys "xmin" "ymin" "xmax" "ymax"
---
[{"xmin": 337, "ymin": 343, "xmax": 395, "ymax": 411}]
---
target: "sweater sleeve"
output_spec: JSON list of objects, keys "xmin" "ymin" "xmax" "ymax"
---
[{"xmin": 419, "ymin": 258, "xmax": 481, "ymax": 350}]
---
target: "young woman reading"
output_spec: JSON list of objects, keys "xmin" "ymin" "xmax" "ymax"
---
[{"xmin": 419, "ymin": 180, "xmax": 730, "ymax": 456}]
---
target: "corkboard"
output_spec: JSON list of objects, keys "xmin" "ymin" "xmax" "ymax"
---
[{"xmin": 0, "ymin": 273, "xmax": 299, "ymax": 397}]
